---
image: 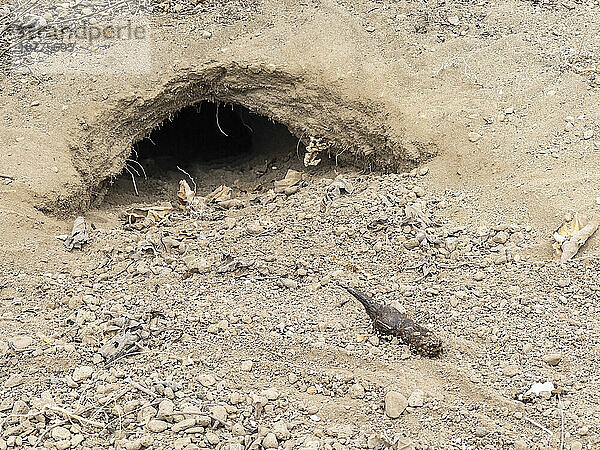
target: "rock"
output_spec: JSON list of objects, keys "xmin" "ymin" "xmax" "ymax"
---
[
  {"xmin": 583, "ymin": 129, "xmax": 594, "ymax": 139},
  {"xmin": 4, "ymin": 374, "xmax": 23, "ymax": 388},
  {"xmin": 501, "ymin": 364, "xmax": 520, "ymax": 377},
  {"xmin": 474, "ymin": 426, "xmax": 489, "ymax": 437},
  {"xmin": 205, "ymin": 432, "xmax": 220, "ymax": 445},
  {"xmin": 51, "ymin": 426, "xmax": 71, "ymax": 441},
  {"xmin": 157, "ymin": 399, "xmax": 175, "ymax": 419},
  {"xmin": 148, "ymin": 420, "xmax": 169, "ymax": 433},
  {"xmin": 12, "ymin": 400, "xmax": 28, "ymax": 415},
  {"xmin": 55, "ymin": 439, "xmax": 71, "ymax": 450},
  {"xmin": 468, "ymin": 132, "xmax": 482, "ymax": 142},
  {"xmin": 71, "ymin": 435, "xmax": 84, "ymax": 447},
  {"xmin": 514, "ymin": 439, "xmax": 528, "ymax": 450},
  {"xmin": 196, "ymin": 415, "xmax": 211, "ymax": 427},
  {"xmin": 172, "ymin": 418, "xmax": 196, "ymax": 433},
  {"xmin": 407, "ymin": 389, "xmax": 424, "ymax": 407},
  {"xmin": 241, "ymin": 360, "xmax": 253, "ymax": 371},
  {"xmin": 571, "ymin": 441, "xmax": 583, "ymax": 450},
  {"xmin": 232, "ymin": 422, "xmax": 246, "ymax": 436},
  {"xmin": 349, "ymin": 383, "xmax": 365, "ymax": 399},
  {"xmin": 278, "ymin": 278, "xmax": 298, "ymax": 289},
  {"xmin": 474, "ymin": 271, "xmax": 486, "ymax": 281},
  {"xmin": 183, "ymin": 256, "xmax": 210, "ymax": 273},
  {"xmin": 10, "ymin": 335, "xmax": 32, "ymax": 351},
  {"xmin": 384, "ymin": 391, "xmax": 407, "ymax": 418},
  {"xmin": 72, "ymin": 366, "xmax": 94, "ymax": 382},
  {"xmin": 447, "ymin": 15, "xmax": 460, "ymax": 25},
  {"xmin": 492, "ymin": 231, "xmax": 509, "ymax": 244},
  {"xmin": 173, "ymin": 437, "xmax": 192, "ymax": 449},
  {"xmin": 542, "ymin": 352, "xmax": 562, "ymax": 366},
  {"xmin": 261, "ymin": 387, "xmax": 279, "ymax": 401},
  {"xmin": 198, "ymin": 374, "xmax": 216, "ymax": 387},
  {"xmin": 263, "ymin": 433, "xmax": 278, "ymax": 449},
  {"xmin": 272, "ymin": 421, "xmax": 291, "ymax": 440},
  {"xmin": 368, "ymin": 335, "xmax": 380, "ymax": 346},
  {"xmin": 404, "ymin": 238, "xmax": 420, "ymax": 249},
  {"xmin": 202, "ymin": 30, "xmax": 212, "ymax": 39},
  {"xmin": 209, "ymin": 405, "xmax": 228, "ymax": 424}
]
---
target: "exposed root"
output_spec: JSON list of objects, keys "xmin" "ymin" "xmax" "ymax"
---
[{"xmin": 215, "ymin": 102, "xmax": 229, "ymax": 137}]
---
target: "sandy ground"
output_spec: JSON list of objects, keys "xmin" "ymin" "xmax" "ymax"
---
[{"xmin": 2, "ymin": 0, "xmax": 600, "ymax": 449}]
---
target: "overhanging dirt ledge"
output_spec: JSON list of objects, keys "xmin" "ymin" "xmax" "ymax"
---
[{"xmin": 71, "ymin": 62, "xmax": 437, "ymax": 206}]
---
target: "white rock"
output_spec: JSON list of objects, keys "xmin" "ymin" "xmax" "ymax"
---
[
  {"xmin": 272, "ymin": 421, "xmax": 291, "ymax": 440},
  {"xmin": 147, "ymin": 420, "xmax": 168, "ymax": 433},
  {"xmin": 209, "ymin": 405, "xmax": 227, "ymax": 423},
  {"xmin": 384, "ymin": 391, "xmax": 407, "ymax": 418},
  {"xmin": 261, "ymin": 387, "xmax": 279, "ymax": 401},
  {"xmin": 10, "ymin": 335, "xmax": 32, "ymax": 351},
  {"xmin": 198, "ymin": 374, "xmax": 216, "ymax": 387},
  {"xmin": 172, "ymin": 418, "xmax": 195, "ymax": 433},
  {"xmin": 408, "ymin": 389, "xmax": 424, "ymax": 407},
  {"xmin": 157, "ymin": 399, "xmax": 174, "ymax": 419},
  {"xmin": 468, "ymin": 131, "xmax": 482, "ymax": 142},
  {"xmin": 349, "ymin": 383, "xmax": 365, "ymax": 399},
  {"xmin": 4, "ymin": 374, "xmax": 23, "ymax": 388},
  {"xmin": 262, "ymin": 432, "xmax": 278, "ymax": 448},
  {"xmin": 51, "ymin": 426, "xmax": 71, "ymax": 441},
  {"xmin": 447, "ymin": 15, "xmax": 460, "ymax": 25},
  {"xmin": 72, "ymin": 366, "xmax": 94, "ymax": 382}
]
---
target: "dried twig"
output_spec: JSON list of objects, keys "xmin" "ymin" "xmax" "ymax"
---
[
  {"xmin": 559, "ymin": 394, "xmax": 565, "ymax": 450},
  {"xmin": 524, "ymin": 416, "xmax": 553, "ymax": 435},
  {"xmin": 126, "ymin": 377, "xmax": 156, "ymax": 398},
  {"xmin": 45, "ymin": 404, "xmax": 105, "ymax": 428}
]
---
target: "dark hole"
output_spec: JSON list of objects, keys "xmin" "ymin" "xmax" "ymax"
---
[
  {"xmin": 105, "ymin": 101, "xmax": 303, "ymax": 203},
  {"xmin": 132, "ymin": 101, "xmax": 299, "ymax": 173},
  {"xmin": 135, "ymin": 102, "xmax": 256, "ymax": 165}
]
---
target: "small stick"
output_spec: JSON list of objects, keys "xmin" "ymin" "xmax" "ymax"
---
[
  {"xmin": 0, "ymin": 174, "xmax": 14, "ymax": 180},
  {"xmin": 126, "ymin": 378, "xmax": 156, "ymax": 398},
  {"xmin": 215, "ymin": 102, "xmax": 228, "ymax": 137},
  {"xmin": 559, "ymin": 394, "xmax": 565, "ymax": 450},
  {"xmin": 46, "ymin": 405, "xmax": 105, "ymax": 428},
  {"xmin": 524, "ymin": 416, "xmax": 553, "ymax": 435}
]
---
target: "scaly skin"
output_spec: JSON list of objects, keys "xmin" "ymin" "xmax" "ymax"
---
[{"xmin": 343, "ymin": 286, "xmax": 443, "ymax": 357}]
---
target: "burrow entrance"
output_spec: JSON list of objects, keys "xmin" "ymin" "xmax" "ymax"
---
[
  {"xmin": 72, "ymin": 64, "xmax": 436, "ymax": 213},
  {"xmin": 103, "ymin": 101, "xmax": 325, "ymax": 205}
]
